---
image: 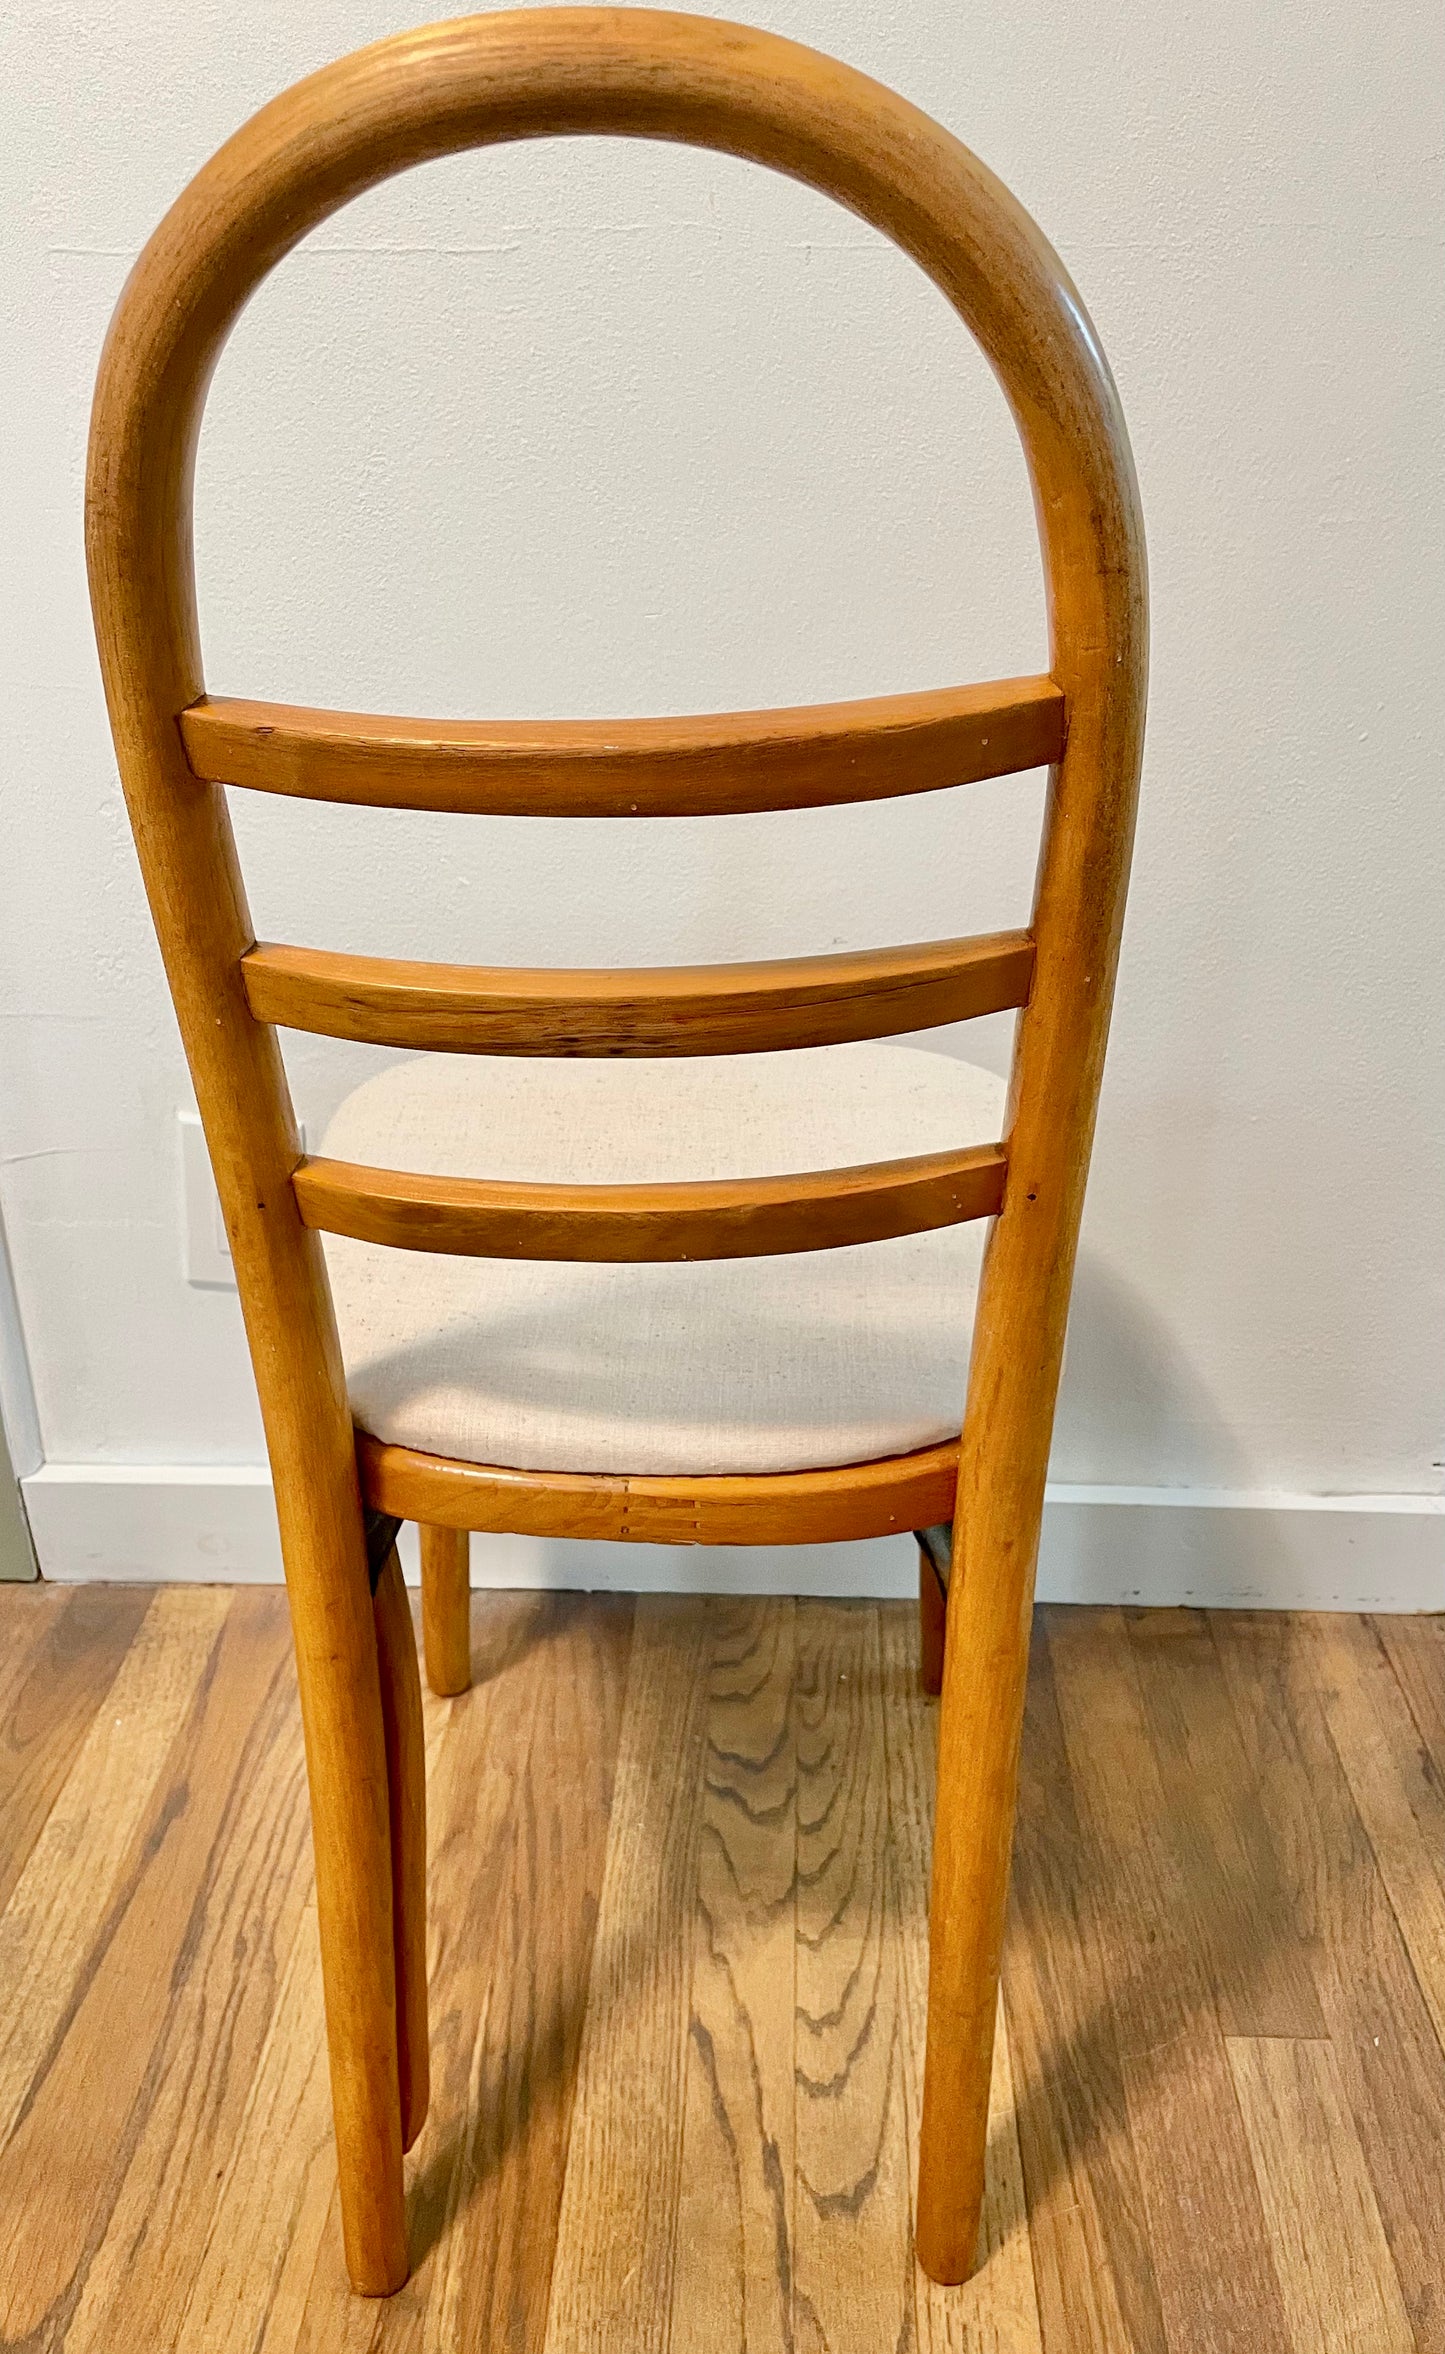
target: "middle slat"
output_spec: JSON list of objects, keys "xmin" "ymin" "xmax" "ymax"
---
[
  {"xmin": 242, "ymin": 930, "xmax": 1035, "ymax": 1055},
  {"xmin": 293, "ymin": 1140, "xmax": 1008, "ymax": 1261}
]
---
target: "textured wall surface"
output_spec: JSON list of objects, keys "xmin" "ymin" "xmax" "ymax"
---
[{"xmin": 1, "ymin": 1, "xmax": 1441, "ymax": 1553}]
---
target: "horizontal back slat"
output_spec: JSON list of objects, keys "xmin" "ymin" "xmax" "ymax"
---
[
  {"xmin": 294, "ymin": 1141, "xmax": 1007, "ymax": 1261},
  {"xmin": 181, "ymin": 676, "xmax": 1065, "ymax": 816},
  {"xmin": 242, "ymin": 930, "xmax": 1035, "ymax": 1055},
  {"xmin": 357, "ymin": 1430, "xmax": 961, "ymax": 1545}
]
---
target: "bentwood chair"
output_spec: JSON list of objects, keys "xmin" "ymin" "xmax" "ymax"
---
[{"xmin": 86, "ymin": 8, "xmax": 1145, "ymax": 2297}]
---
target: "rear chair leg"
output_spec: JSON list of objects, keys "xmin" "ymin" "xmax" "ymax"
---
[
  {"xmin": 372, "ymin": 1545, "xmax": 429, "ymax": 2150},
  {"xmin": 287, "ymin": 1531, "xmax": 409, "ymax": 2293},
  {"xmin": 917, "ymin": 1531, "xmax": 948, "ymax": 1696},
  {"xmin": 420, "ymin": 1523, "xmax": 471, "ymax": 1695},
  {"xmin": 914, "ymin": 1504, "xmax": 1037, "ymax": 2283}
]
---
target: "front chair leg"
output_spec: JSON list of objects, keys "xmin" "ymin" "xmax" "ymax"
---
[
  {"xmin": 914, "ymin": 1512, "xmax": 1036, "ymax": 2284},
  {"xmin": 372, "ymin": 1544, "xmax": 429, "ymax": 2151},
  {"xmin": 420, "ymin": 1523, "xmax": 472, "ymax": 1696}
]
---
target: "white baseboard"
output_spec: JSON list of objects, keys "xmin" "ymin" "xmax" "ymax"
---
[{"xmin": 19, "ymin": 1462, "xmax": 1445, "ymax": 1610}]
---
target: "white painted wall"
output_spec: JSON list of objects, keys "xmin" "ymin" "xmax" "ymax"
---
[{"xmin": 2, "ymin": 1, "xmax": 1442, "ymax": 1595}]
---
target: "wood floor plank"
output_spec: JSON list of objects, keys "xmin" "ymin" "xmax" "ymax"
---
[
  {"xmin": 1123, "ymin": 1608, "xmax": 1325, "ymax": 2037},
  {"xmin": 1005, "ymin": 1618, "xmax": 1169, "ymax": 2354},
  {"xmin": 286, "ymin": 1593, "xmax": 615, "ymax": 2354},
  {"xmin": 1312, "ymin": 1613, "xmax": 1445, "ymax": 2054},
  {"xmin": 1227, "ymin": 2036, "xmax": 1416, "ymax": 2354},
  {"xmin": 0, "ymin": 1586, "xmax": 1439, "ymax": 2351},
  {"xmin": 1042, "ymin": 1607, "xmax": 1292, "ymax": 2354},
  {"xmin": 63, "ymin": 1592, "xmax": 320, "ymax": 2354},
  {"xmin": 417, "ymin": 1593, "xmax": 634, "ymax": 2354},
  {"xmin": 0, "ymin": 1588, "xmax": 285, "ymax": 2345},
  {"xmin": 792, "ymin": 1601, "xmax": 914, "ymax": 2354},
  {"xmin": 1373, "ymin": 1615, "xmax": 1445, "ymax": 1779},
  {"xmin": 670, "ymin": 1599, "xmax": 797, "ymax": 2354},
  {"xmin": 0, "ymin": 1586, "xmax": 232, "ymax": 2149},
  {"xmin": 0, "ymin": 1582, "xmax": 153, "ymax": 1914},
  {"xmin": 166, "ymin": 1904, "xmax": 338, "ymax": 2354},
  {"xmin": 540, "ymin": 1596, "xmax": 713, "ymax": 2354},
  {"xmin": 1213, "ymin": 1609, "xmax": 1445, "ymax": 2353},
  {"xmin": 161, "ymin": 1592, "xmax": 446, "ymax": 2354},
  {"xmin": 875, "ymin": 1604, "xmax": 1043, "ymax": 2354}
]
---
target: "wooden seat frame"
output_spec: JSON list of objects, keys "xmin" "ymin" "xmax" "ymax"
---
[{"xmin": 85, "ymin": 7, "xmax": 1145, "ymax": 2298}]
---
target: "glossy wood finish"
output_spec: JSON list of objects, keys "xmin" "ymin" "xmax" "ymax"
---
[
  {"xmin": 2, "ymin": 1588, "xmax": 1436, "ymax": 2354},
  {"xmin": 295, "ymin": 1138, "xmax": 1008, "ymax": 1262},
  {"xmin": 371, "ymin": 1546, "xmax": 428, "ymax": 2150},
  {"xmin": 419, "ymin": 1522, "xmax": 471, "ymax": 1696},
  {"xmin": 86, "ymin": 6, "xmax": 1144, "ymax": 2295},
  {"xmin": 359, "ymin": 1430, "xmax": 961, "ymax": 1546},
  {"xmin": 183, "ymin": 675, "xmax": 1064, "ymax": 816},
  {"xmin": 242, "ymin": 928, "xmax": 1036, "ymax": 1056}
]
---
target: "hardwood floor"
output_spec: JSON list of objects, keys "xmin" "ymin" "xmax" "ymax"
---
[{"xmin": 0, "ymin": 1585, "xmax": 1440, "ymax": 2352}]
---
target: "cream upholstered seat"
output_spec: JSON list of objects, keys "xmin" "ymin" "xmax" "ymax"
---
[{"xmin": 322, "ymin": 1040, "xmax": 1005, "ymax": 1477}]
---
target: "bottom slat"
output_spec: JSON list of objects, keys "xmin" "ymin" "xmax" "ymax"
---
[{"xmin": 356, "ymin": 1432, "xmax": 959, "ymax": 1547}]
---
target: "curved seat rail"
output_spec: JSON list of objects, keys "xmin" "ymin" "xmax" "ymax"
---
[{"xmin": 358, "ymin": 1429, "xmax": 961, "ymax": 1544}]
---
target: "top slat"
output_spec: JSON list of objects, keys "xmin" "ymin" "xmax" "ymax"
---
[{"xmin": 179, "ymin": 676, "xmax": 1065, "ymax": 817}]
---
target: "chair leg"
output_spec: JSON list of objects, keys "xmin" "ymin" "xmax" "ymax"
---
[
  {"xmin": 287, "ymin": 1540, "xmax": 409, "ymax": 2294},
  {"xmin": 420, "ymin": 1523, "xmax": 471, "ymax": 1696},
  {"xmin": 372, "ymin": 1545, "xmax": 430, "ymax": 2152},
  {"xmin": 914, "ymin": 1512, "xmax": 1037, "ymax": 2285},
  {"xmin": 918, "ymin": 1541, "xmax": 946, "ymax": 1696}
]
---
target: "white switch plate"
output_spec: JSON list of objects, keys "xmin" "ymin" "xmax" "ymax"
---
[{"xmin": 179, "ymin": 1111, "xmax": 304, "ymax": 1289}]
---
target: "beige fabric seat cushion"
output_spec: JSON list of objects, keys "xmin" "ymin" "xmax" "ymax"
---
[{"xmin": 321, "ymin": 1041, "xmax": 1005, "ymax": 1478}]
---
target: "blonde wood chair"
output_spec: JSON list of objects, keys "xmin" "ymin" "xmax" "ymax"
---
[{"xmin": 85, "ymin": 8, "xmax": 1145, "ymax": 2297}]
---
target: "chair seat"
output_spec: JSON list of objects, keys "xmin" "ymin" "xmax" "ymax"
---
[{"xmin": 320, "ymin": 1041, "xmax": 1005, "ymax": 1478}]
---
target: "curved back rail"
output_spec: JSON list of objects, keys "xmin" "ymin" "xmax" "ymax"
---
[
  {"xmin": 181, "ymin": 674, "xmax": 1065, "ymax": 815},
  {"xmin": 240, "ymin": 928, "xmax": 1037, "ymax": 1055},
  {"xmin": 87, "ymin": 14, "xmax": 1144, "ymax": 2292}
]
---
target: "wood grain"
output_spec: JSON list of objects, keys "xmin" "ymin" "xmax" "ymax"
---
[
  {"xmin": 792, "ymin": 1602, "xmax": 914, "ymax": 2352},
  {"xmin": 1043, "ymin": 1607, "xmax": 1293, "ymax": 2354},
  {"xmin": 61, "ymin": 1592, "xmax": 318, "ymax": 2354},
  {"xmin": 241, "ymin": 929, "xmax": 1036, "ymax": 1057},
  {"xmin": 1, "ymin": 1590, "xmax": 1440, "ymax": 2350},
  {"xmin": 293, "ymin": 1139, "xmax": 1008, "ymax": 1264},
  {"xmin": 0, "ymin": 1581, "xmax": 152, "ymax": 1914},
  {"xmin": 0, "ymin": 1590, "xmax": 277, "ymax": 2341},
  {"xmin": 669, "ymin": 1601, "xmax": 796, "ymax": 2354},
  {"xmin": 1213, "ymin": 1610, "xmax": 1445, "ymax": 2350},
  {"xmin": 541, "ymin": 1598, "xmax": 714, "ymax": 2353},
  {"xmin": 404, "ymin": 1593, "xmax": 634, "ymax": 2354},
  {"xmin": 1311, "ymin": 1612, "xmax": 1445, "ymax": 2054},
  {"xmin": 1124, "ymin": 1608, "xmax": 1325, "ymax": 2037},
  {"xmin": 1006, "ymin": 1616, "xmax": 1169, "ymax": 2354},
  {"xmin": 184, "ymin": 677, "xmax": 1065, "ymax": 817},
  {"xmin": 0, "ymin": 1588, "xmax": 231, "ymax": 2152},
  {"xmin": 167, "ymin": 1914, "xmax": 339, "ymax": 2354},
  {"xmin": 358, "ymin": 1431, "xmax": 961, "ymax": 1549},
  {"xmin": 1228, "ymin": 2035, "xmax": 1415, "ymax": 2354}
]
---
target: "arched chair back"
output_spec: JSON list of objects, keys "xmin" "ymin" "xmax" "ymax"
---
[{"xmin": 87, "ymin": 8, "xmax": 1146, "ymax": 2295}]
